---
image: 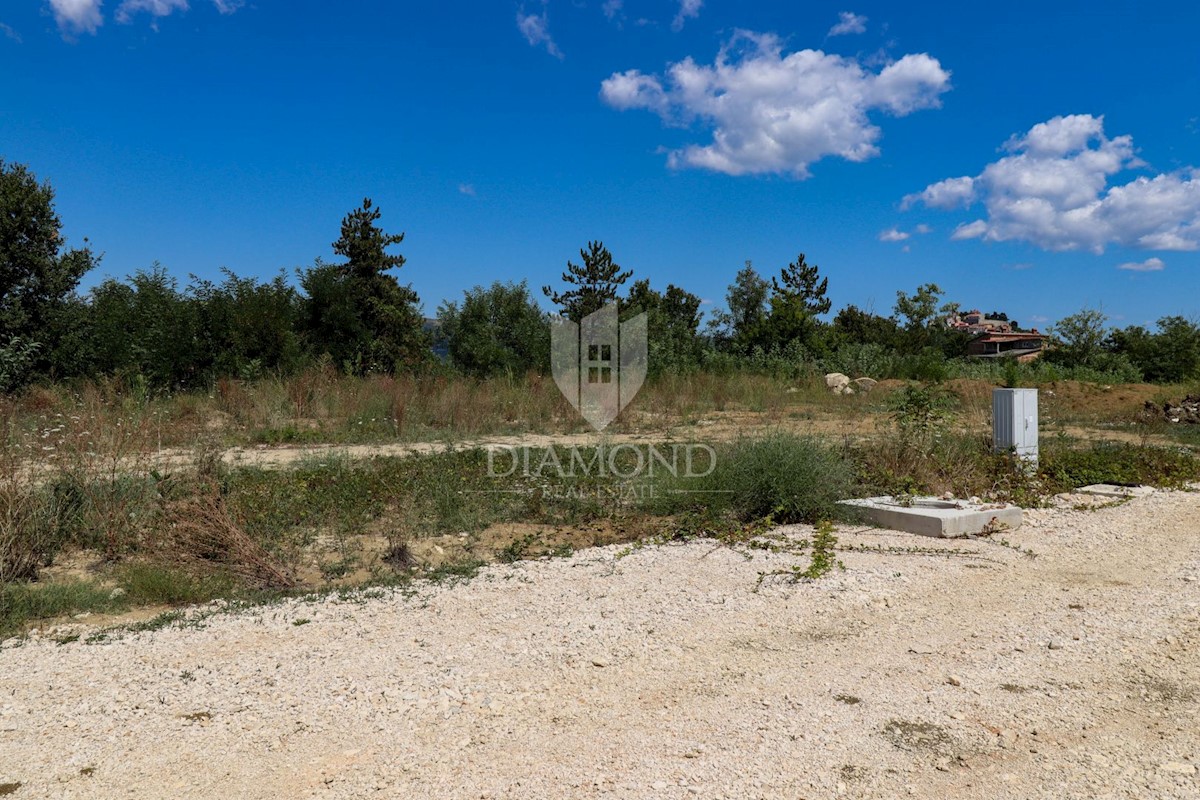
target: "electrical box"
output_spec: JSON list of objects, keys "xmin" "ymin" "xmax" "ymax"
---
[{"xmin": 993, "ymin": 388, "xmax": 1038, "ymax": 465}]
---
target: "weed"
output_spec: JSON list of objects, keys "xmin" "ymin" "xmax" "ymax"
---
[{"xmin": 801, "ymin": 521, "xmax": 843, "ymax": 579}]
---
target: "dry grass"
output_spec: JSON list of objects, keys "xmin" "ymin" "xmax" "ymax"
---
[{"xmin": 163, "ymin": 486, "xmax": 295, "ymax": 589}]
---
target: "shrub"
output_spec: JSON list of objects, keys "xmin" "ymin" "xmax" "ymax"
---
[
  {"xmin": 1040, "ymin": 443, "xmax": 1200, "ymax": 491},
  {"xmin": 705, "ymin": 431, "xmax": 859, "ymax": 525}
]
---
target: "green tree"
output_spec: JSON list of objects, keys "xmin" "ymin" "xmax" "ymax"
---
[
  {"xmin": 1108, "ymin": 316, "xmax": 1200, "ymax": 383},
  {"xmin": 708, "ymin": 262, "xmax": 770, "ymax": 354},
  {"xmin": 192, "ymin": 269, "xmax": 303, "ymax": 380},
  {"xmin": 759, "ymin": 253, "xmax": 831, "ymax": 355},
  {"xmin": 831, "ymin": 305, "xmax": 901, "ymax": 349},
  {"xmin": 437, "ymin": 281, "xmax": 549, "ymax": 377},
  {"xmin": 1047, "ymin": 307, "xmax": 1108, "ymax": 368},
  {"xmin": 894, "ymin": 283, "xmax": 947, "ymax": 331},
  {"xmin": 625, "ymin": 279, "xmax": 704, "ymax": 373},
  {"xmin": 0, "ymin": 160, "xmax": 97, "ymax": 389},
  {"xmin": 771, "ymin": 252, "xmax": 831, "ymax": 316},
  {"xmin": 86, "ymin": 266, "xmax": 202, "ymax": 389},
  {"xmin": 300, "ymin": 199, "xmax": 429, "ymax": 373},
  {"xmin": 542, "ymin": 241, "xmax": 632, "ymax": 322}
]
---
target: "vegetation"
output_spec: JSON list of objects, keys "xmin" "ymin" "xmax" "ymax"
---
[{"xmin": 4, "ymin": 159, "xmax": 1200, "ymax": 638}]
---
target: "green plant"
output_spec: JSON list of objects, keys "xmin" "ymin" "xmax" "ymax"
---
[
  {"xmin": 657, "ymin": 432, "xmax": 857, "ymax": 525},
  {"xmin": 887, "ymin": 383, "xmax": 959, "ymax": 452},
  {"xmin": 800, "ymin": 521, "xmax": 843, "ymax": 579}
]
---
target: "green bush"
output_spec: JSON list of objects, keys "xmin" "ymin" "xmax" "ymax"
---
[
  {"xmin": 659, "ymin": 433, "xmax": 857, "ymax": 524},
  {"xmin": 1040, "ymin": 443, "xmax": 1200, "ymax": 490}
]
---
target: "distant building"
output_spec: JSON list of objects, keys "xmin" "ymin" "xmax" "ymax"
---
[
  {"xmin": 947, "ymin": 308, "xmax": 1046, "ymax": 361},
  {"xmin": 966, "ymin": 331, "xmax": 1046, "ymax": 362}
]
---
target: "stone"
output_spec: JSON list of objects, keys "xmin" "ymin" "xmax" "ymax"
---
[
  {"xmin": 852, "ymin": 377, "xmax": 878, "ymax": 393},
  {"xmin": 825, "ymin": 372, "xmax": 851, "ymax": 392},
  {"xmin": 109, "ymin": 588, "xmax": 126, "ymax": 600},
  {"xmin": 947, "ymin": 675, "xmax": 963, "ymax": 687},
  {"xmin": 1075, "ymin": 484, "xmax": 1155, "ymax": 499}
]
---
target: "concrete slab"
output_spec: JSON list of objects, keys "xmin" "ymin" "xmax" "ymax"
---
[
  {"xmin": 839, "ymin": 496, "xmax": 1023, "ymax": 539},
  {"xmin": 1075, "ymin": 484, "xmax": 1155, "ymax": 499}
]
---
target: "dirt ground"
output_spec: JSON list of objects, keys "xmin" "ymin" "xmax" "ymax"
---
[{"xmin": 2, "ymin": 488, "xmax": 1197, "ymax": 799}]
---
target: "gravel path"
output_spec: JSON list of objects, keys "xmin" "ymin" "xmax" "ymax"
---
[{"xmin": 2, "ymin": 491, "xmax": 1198, "ymax": 799}]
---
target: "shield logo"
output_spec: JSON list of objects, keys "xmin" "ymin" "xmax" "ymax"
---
[{"xmin": 551, "ymin": 303, "xmax": 647, "ymax": 431}]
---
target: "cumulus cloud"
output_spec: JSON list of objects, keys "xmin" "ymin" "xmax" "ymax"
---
[
  {"xmin": 1117, "ymin": 257, "xmax": 1165, "ymax": 271},
  {"xmin": 600, "ymin": 31, "xmax": 951, "ymax": 178},
  {"xmin": 517, "ymin": 5, "xmax": 563, "ymax": 59},
  {"xmin": 671, "ymin": 0, "xmax": 702, "ymax": 32},
  {"xmin": 828, "ymin": 11, "xmax": 867, "ymax": 36},
  {"xmin": 602, "ymin": 0, "xmax": 623, "ymax": 21},
  {"xmin": 211, "ymin": 0, "xmax": 242, "ymax": 13},
  {"xmin": 458, "ymin": 183, "xmax": 477, "ymax": 197},
  {"xmin": 904, "ymin": 114, "xmax": 1200, "ymax": 253},
  {"xmin": 49, "ymin": 0, "xmax": 103, "ymax": 35}
]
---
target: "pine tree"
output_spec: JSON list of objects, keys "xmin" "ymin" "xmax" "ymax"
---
[
  {"xmin": 772, "ymin": 253, "xmax": 831, "ymax": 316},
  {"xmin": 301, "ymin": 198, "xmax": 429, "ymax": 373},
  {"xmin": 542, "ymin": 241, "xmax": 632, "ymax": 321}
]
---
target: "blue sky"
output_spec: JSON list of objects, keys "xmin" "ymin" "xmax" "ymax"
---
[{"xmin": 2, "ymin": 1, "xmax": 1198, "ymax": 330}]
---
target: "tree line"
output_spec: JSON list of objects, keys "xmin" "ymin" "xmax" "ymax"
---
[{"xmin": 2, "ymin": 160, "xmax": 1197, "ymax": 392}]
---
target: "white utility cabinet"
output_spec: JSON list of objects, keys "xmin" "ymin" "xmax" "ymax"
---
[{"xmin": 993, "ymin": 388, "xmax": 1038, "ymax": 465}]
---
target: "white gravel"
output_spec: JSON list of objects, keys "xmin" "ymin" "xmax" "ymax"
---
[{"xmin": 2, "ymin": 490, "xmax": 1199, "ymax": 799}]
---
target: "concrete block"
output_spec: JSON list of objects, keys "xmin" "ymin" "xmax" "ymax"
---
[
  {"xmin": 1075, "ymin": 484, "xmax": 1154, "ymax": 499},
  {"xmin": 839, "ymin": 496, "xmax": 1023, "ymax": 538}
]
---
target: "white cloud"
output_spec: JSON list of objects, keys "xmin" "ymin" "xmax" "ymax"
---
[
  {"xmin": 914, "ymin": 223, "xmax": 932, "ymax": 234},
  {"xmin": 517, "ymin": 5, "xmax": 563, "ymax": 59},
  {"xmin": 458, "ymin": 183, "xmax": 477, "ymax": 197},
  {"xmin": 116, "ymin": 0, "xmax": 187, "ymax": 24},
  {"xmin": 828, "ymin": 11, "xmax": 867, "ymax": 36},
  {"xmin": 211, "ymin": 0, "xmax": 242, "ymax": 13},
  {"xmin": 49, "ymin": 0, "xmax": 103, "ymax": 35},
  {"xmin": 602, "ymin": 0, "xmax": 623, "ymax": 21},
  {"xmin": 671, "ymin": 0, "xmax": 702, "ymax": 32},
  {"xmin": 905, "ymin": 114, "xmax": 1200, "ymax": 253},
  {"xmin": 1117, "ymin": 257, "xmax": 1165, "ymax": 271},
  {"xmin": 0, "ymin": 22, "xmax": 21, "ymax": 42},
  {"xmin": 600, "ymin": 31, "xmax": 951, "ymax": 178},
  {"xmin": 951, "ymin": 219, "xmax": 988, "ymax": 240},
  {"xmin": 879, "ymin": 228, "xmax": 910, "ymax": 242}
]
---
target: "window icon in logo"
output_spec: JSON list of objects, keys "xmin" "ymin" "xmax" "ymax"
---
[{"xmin": 551, "ymin": 303, "xmax": 647, "ymax": 431}]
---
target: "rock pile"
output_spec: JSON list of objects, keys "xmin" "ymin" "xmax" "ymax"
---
[
  {"xmin": 1143, "ymin": 395, "xmax": 1200, "ymax": 424},
  {"xmin": 825, "ymin": 373, "xmax": 878, "ymax": 395}
]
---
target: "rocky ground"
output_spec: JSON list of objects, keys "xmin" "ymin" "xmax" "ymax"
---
[{"xmin": 1, "ymin": 490, "xmax": 1198, "ymax": 799}]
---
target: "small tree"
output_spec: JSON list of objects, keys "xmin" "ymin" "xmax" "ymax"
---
[
  {"xmin": 708, "ymin": 261, "xmax": 770, "ymax": 354},
  {"xmin": 301, "ymin": 199, "xmax": 429, "ymax": 373},
  {"xmin": 1048, "ymin": 307, "xmax": 1108, "ymax": 368},
  {"xmin": 438, "ymin": 281, "xmax": 549, "ymax": 377},
  {"xmin": 0, "ymin": 160, "xmax": 97, "ymax": 389},
  {"xmin": 542, "ymin": 241, "xmax": 631, "ymax": 321},
  {"xmin": 772, "ymin": 252, "xmax": 831, "ymax": 316},
  {"xmin": 625, "ymin": 279, "xmax": 704, "ymax": 373},
  {"xmin": 759, "ymin": 253, "xmax": 831, "ymax": 354}
]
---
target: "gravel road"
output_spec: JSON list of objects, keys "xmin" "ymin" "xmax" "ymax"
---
[{"xmin": 2, "ymin": 490, "xmax": 1198, "ymax": 799}]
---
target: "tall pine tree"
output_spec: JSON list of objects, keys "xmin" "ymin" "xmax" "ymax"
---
[
  {"xmin": 542, "ymin": 241, "xmax": 632, "ymax": 321},
  {"xmin": 301, "ymin": 198, "xmax": 429, "ymax": 373}
]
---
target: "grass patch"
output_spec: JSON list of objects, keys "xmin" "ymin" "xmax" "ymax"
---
[
  {"xmin": 117, "ymin": 563, "xmax": 235, "ymax": 606},
  {"xmin": 1040, "ymin": 442, "xmax": 1200, "ymax": 490},
  {"xmin": 0, "ymin": 579, "xmax": 127, "ymax": 639}
]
